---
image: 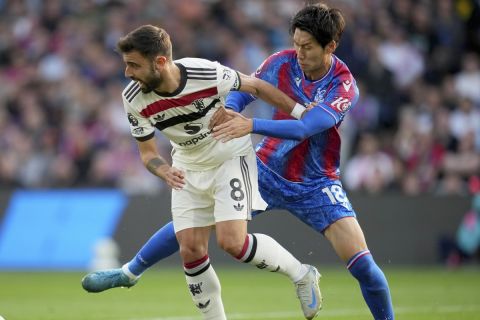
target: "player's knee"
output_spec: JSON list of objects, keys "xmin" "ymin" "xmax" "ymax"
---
[
  {"xmin": 348, "ymin": 252, "xmax": 385, "ymax": 284},
  {"xmin": 179, "ymin": 244, "xmax": 207, "ymax": 262},
  {"xmin": 217, "ymin": 236, "xmax": 243, "ymax": 257}
]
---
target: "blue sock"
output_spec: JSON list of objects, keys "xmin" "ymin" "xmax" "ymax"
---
[
  {"xmin": 347, "ymin": 250, "xmax": 394, "ymax": 320},
  {"xmin": 127, "ymin": 221, "xmax": 179, "ymax": 276}
]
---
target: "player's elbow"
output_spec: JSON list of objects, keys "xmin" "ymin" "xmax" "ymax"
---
[{"xmin": 290, "ymin": 125, "xmax": 310, "ymax": 141}]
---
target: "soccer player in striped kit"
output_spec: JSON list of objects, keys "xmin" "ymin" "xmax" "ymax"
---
[
  {"xmin": 84, "ymin": 24, "xmax": 322, "ymax": 320},
  {"xmin": 83, "ymin": 3, "xmax": 394, "ymax": 320}
]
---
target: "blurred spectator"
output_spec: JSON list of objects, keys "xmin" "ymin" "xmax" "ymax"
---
[
  {"xmin": 448, "ymin": 97, "xmax": 480, "ymax": 151},
  {"xmin": 0, "ymin": 0, "xmax": 478, "ymax": 196},
  {"xmin": 377, "ymin": 26, "xmax": 425, "ymax": 90},
  {"xmin": 454, "ymin": 53, "xmax": 480, "ymax": 105},
  {"xmin": 344, "ymin": 132, "xmax": 396, "ymax": 194},
  {"xmin": 442, "ymin": 131, "xmax": 480, "ymax": 185}
]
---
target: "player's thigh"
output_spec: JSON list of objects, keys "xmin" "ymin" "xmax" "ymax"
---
[
  {"xmin": 282, "ymin": 182, "xmax": 357, "ymax": 233},
  {"xmin": 213, "ymin": 153, "xmax": 267, "ymax": 223},
  {"xmin": 176, "ymin": 226, "xmax": 212, "ymax": 262},
  {"xmin": 215, "ymin": 219, "xmax": 248, "ymax": 254},
  {"xmin": 172, "ymin": 170, "xmax": 215, "ymax": 232},
  {"xmin": 324, "ymin": 217, "xmax": 368, "ymax": 262}
]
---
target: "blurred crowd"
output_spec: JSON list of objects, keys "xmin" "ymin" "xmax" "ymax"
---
[{"xmin": 0, "ymin": 0, "xmax": 479, "ymax": 195}]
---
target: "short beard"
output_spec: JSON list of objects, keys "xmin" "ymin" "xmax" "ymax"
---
[
  {"xmin": 140, "ymin": 75, "xmax": 162, "ymax": 93},
  {"xmin": 140, "ymin": 64, "xmax": 162, "ymax": 93}
]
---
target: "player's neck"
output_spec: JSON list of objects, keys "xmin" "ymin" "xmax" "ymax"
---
[
  {"xmin": 155, "ymin": 62, "xmax": 181, "ymax": 94},
  {"xmin": 304, "ymin": 55, "xmax": 332, "ymax": 81}
]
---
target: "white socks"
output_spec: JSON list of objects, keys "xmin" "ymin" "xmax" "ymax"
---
[
  {"xmin": 236, "ymin": 233, "xmax": 308, "ymax": 282},
  {"xmin": 184, "ymin": 255, "xmax": 226, "ymax": 320},
  {"xmin": 181, "ymin": 234, "xmax": 308, "ymax": 319}
]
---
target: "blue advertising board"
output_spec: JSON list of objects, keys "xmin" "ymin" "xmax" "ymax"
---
[{"xmin": 0, "ymin": 189, "xmax": 127, "ymax": 269}]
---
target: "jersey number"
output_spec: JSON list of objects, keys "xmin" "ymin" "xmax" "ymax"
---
[
  {"xmin": 230, "ymin": 178, "xmax": 245, "ymax": 201},
  {"xmin": 321, "ymin": 185, "xmax": 347, "ymax": 204}
]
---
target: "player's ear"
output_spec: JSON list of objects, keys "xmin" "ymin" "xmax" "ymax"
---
[
  {"xmin": 326, "ymin": 40, "xmax": 336, "ymax": 54},
  {"xmin": 154, "ymin": 55, "xmax": 167, "ymax": 71}
]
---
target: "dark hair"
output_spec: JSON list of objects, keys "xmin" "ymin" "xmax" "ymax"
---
[
  {"xmin": 290, "ymin": 3, "xmax": 345, "ymax": 47},
  {"xmin": 116, "ymin": 25, "xmax": 172, "ymax": 60}
]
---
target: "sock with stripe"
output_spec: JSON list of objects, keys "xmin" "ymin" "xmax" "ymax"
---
[
  {"xmin": 126, "ymin": 221, "xmax": 179, "ymax": 277},
  {"xmin": 347, "ymin": 250, "xmax": 394, "ymax": 320},
  {"xmin": 184, "ymin": 255, "xmax": 226, "ymax": 320},
  {"xmin": 236, "ymin": 233, "xmax": 308, "ymax": 282}
]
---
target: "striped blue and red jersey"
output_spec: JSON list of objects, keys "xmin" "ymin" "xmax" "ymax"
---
[{"xmin": 243, "ymin": 49, "xmax": 359, "ymax": 184}]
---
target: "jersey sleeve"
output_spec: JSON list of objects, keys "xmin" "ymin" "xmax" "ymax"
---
[
  {"xmin": 225, "ymin": 91, "xmax": 256, "ymax": 112},
  {"xmin": 252, "ymin": 106, "xmax": 336, "ymax": 140},
  {"xmin": 225, "ymin": 51, "xmax": 287, "ymax": 111},
  {"xmin": 215, "ymin": 62, "xmax": 241, "ymax": 96},
  {"xmin": 253, "ymin": 52, "xmax": 283, "ymax": 85},
  {"xmin": 319, "ymin": 75, "xmax": 360, "ymax": 123},
  {"xmin": 122, "ymin": 96, "xmax": 155, "ymax": 141}
]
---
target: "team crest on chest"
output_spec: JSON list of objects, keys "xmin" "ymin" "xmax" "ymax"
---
[
  {"xmin": 314, "ymin": 88, "xmax": 326, "ymax": 103},
  {"xmin": 192, "ymin": 99, "xmax": 206, "ymax": 111}
]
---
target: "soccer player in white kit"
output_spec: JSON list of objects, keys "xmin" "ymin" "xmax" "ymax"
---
[{"xmin": 116, "ymin": 25, "xmax": 321, "ymax": 320}]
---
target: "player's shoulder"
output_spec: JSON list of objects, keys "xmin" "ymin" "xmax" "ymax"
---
[
  {"xmin": 255, "ymin": 49, "xmax": 295, "ymax": 75},
  {"xmin": 175, "ymin": 57, "xmax": 219, "ymax": 70},
  {"xmin": 176, "ymin": 57, "xmax": 224, "ymax": 82},
  {"xmin": 122, "ymin": 80, "xmax": 142, "ymax": 104},
  {"xmin": 266, "ymin": 49, "xmax": 296, "ymax": 64},
  {"xmin": 331, "ymin": 55, "xmax": 355, "ymax": 82}
]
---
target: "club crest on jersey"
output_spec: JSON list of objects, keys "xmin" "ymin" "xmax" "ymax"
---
[
  {"xmin": 127, "ymin": 113, "xmax": 139, "ymax": 126},
  {"xmin": 192, "ymin": 99, "xmax": 206, "ymax": 112},
  {"xmin": 314, "ymin": 89, "xmax": 326, "ymax": 103},
  {"xmin": 184, "ymin": 123, "xmax": 203, "ymax": 135}
]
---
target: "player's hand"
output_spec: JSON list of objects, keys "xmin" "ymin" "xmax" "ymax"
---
[
  {"xmin": 306, "ymin": 101, "xmax": 316, "ymax": 110},
  {"xmin": 158, "ymin": 165, "xmax": 185, "ymax": 190},
  {"xmin": 212, "ymin": 111, "xmax": 252, "ymax": 142},
  {"xmin": 209, "ymin": 106, "xmax": 235, "ymax": 129},
  {"xmin": 301, "ymin": 102, "xmax": 315, "ymax": 118}
]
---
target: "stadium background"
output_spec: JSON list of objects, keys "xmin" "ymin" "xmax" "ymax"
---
[{"xmin": 0, "ymin": 0, "xmax": 480, "ymax": 319}]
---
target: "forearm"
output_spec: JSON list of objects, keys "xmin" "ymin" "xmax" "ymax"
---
[
  {"xmin": 238, "ymin": 74, "xmax": 305, "ymax": 118},
  {"xmin": 144, "ymin": 156, "xmax": 169, "ymax": 179},
  {"xmin": 252, "ymin": 107, "xmax": 337, "ymax": 140},
  {"xmin": 254, "ymin": 80, "xmax": 297, "ymax": 114},
  {"xmin": 253, "ymin": 119, "xmax": 308, "ymax": 140}
]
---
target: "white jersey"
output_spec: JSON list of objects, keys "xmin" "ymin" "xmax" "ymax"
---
[{"xmin": 122, "ymin": 58, "xmax": 253, "ymax": 171}]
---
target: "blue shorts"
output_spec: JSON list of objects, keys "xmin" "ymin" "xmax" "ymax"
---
[{"xmin": 253, "ymin": 159, "xmax": 356, "ymax": 233}]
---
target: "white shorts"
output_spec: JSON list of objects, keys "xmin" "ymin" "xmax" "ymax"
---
[{"xmin": 171, "ymin": 150, "xmax": 268, "ymax": 233}]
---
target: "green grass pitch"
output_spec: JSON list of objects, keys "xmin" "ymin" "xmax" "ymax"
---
[{"xmin": 0, "ymin": 267, "xmax": 479, "ymax": 320}]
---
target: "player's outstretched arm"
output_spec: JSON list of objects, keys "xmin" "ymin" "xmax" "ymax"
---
[
  {"xmin": 237, "ymin": 73, "xmax": 306, "ymax": 119},
  {"xmin": 213, "ymin": 106, "xmax": 336, "ymax": 142},
  {"xmin": 137, "ymin": 138, "xmax": 185, "ymax": 190}
]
